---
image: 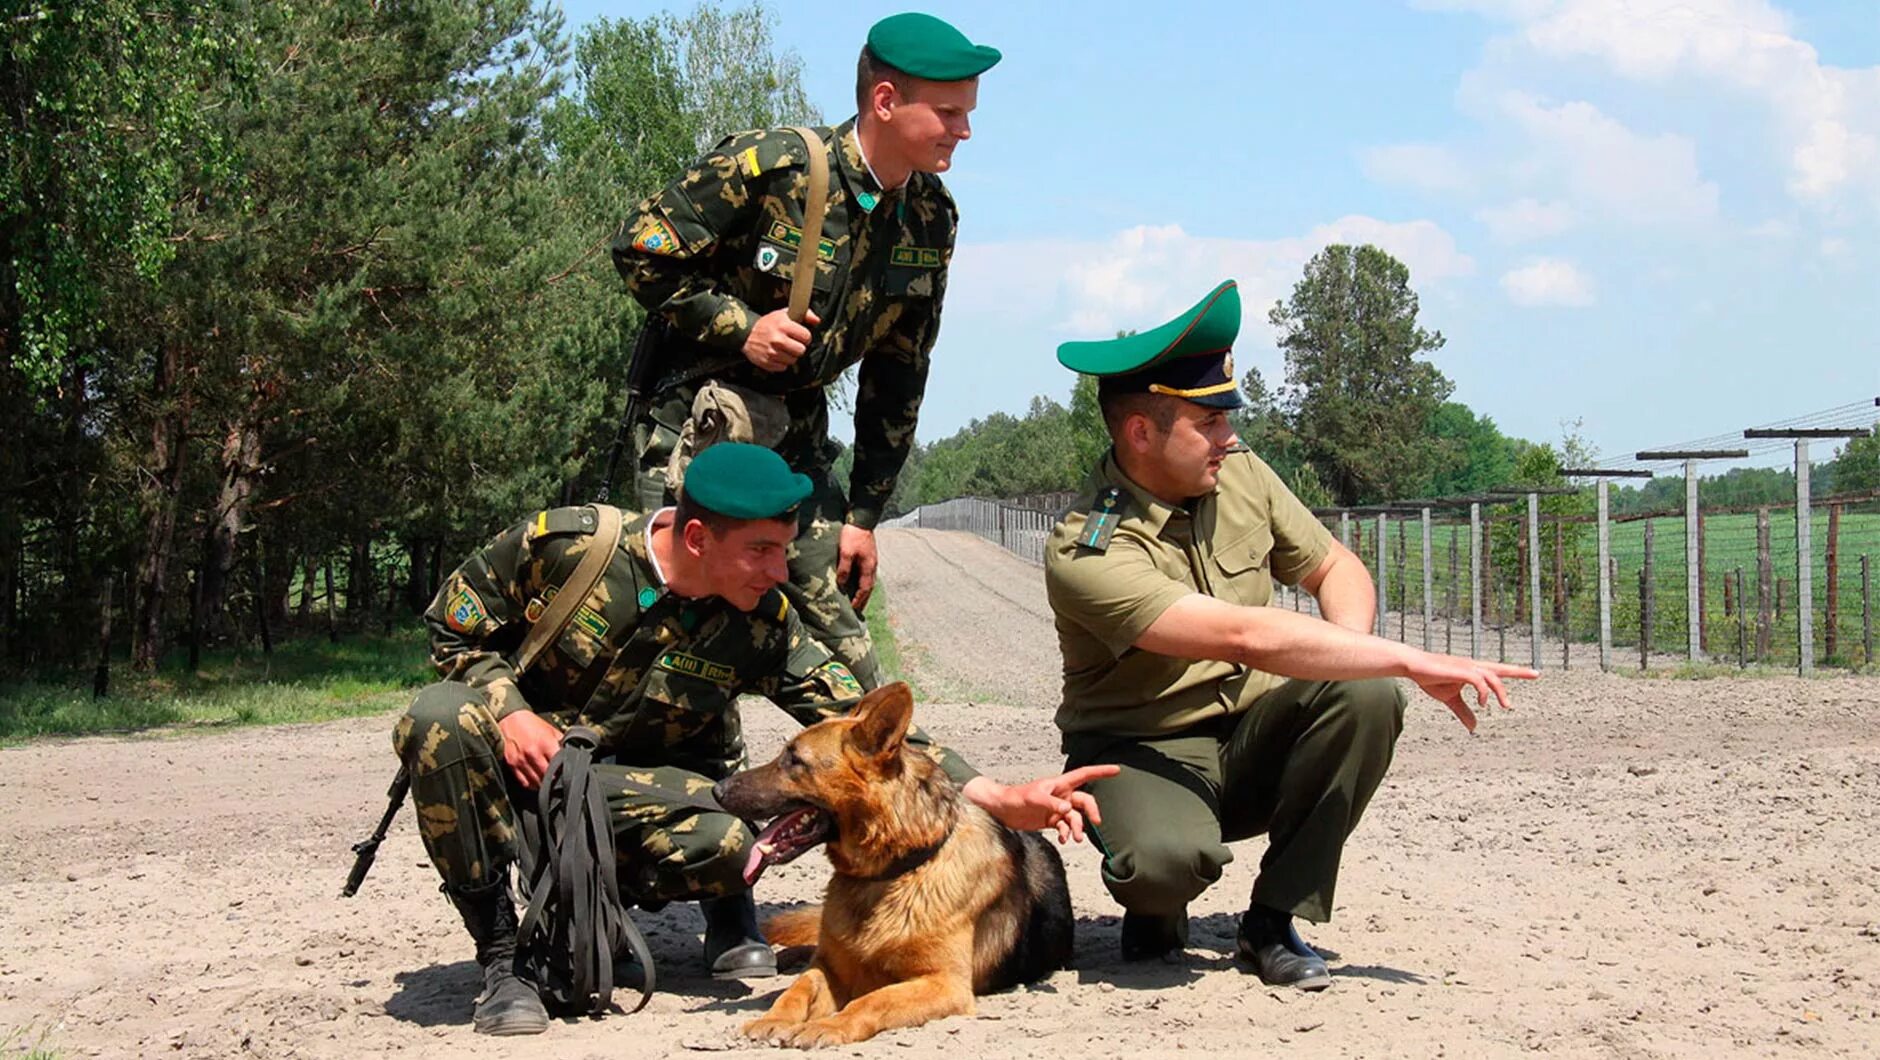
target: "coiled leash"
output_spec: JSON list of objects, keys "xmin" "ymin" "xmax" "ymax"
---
[{"xmin": 515, "ymin": 725, "xmax": 656, "ymax": 1016}]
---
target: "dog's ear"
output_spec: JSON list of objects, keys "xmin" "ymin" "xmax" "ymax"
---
[{"xmin": 846, "ymin": 681, "xmax": 914, "ymax": 759}]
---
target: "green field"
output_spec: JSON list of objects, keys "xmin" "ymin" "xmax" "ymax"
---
[
  {"xmin": 1329, "ymin": 507, "xmax": 1880, "ymax": 669},
  {"xmin": 0, "ymin": 628, "xmax": 432, "ymax": 745}
]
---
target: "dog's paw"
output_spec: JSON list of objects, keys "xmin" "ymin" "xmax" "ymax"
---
[
  {"xmin": 740, "ymin": 1016, "xmax": 804, "ymax": 1043},
  {"xmin": 779, "ymin": 1018, "xmax": 864, "ymax": 1049}
]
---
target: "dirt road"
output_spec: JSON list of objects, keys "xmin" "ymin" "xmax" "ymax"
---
[{"xmin": 3, "ymin": 527, "xmax": 1876, "ymax": 1058}]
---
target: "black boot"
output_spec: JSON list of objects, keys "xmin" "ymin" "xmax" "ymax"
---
[
  {"xmin": 447, "ymin": 878, "xmax": 551, "ymax": 1035},
  {"xmin": 700, "ymin": 891, "xmax": 777, "ymax": 979},
  {"xmin": 1119, "ymin": 909, "xmax": 1189, "ymax": 962},
  {"xmin": 1235, "ymin": 904, "xmax": 1331, "ymax": 990}
]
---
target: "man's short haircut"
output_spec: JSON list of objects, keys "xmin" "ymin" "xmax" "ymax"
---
[
  {"xmin": 1097, "ymin": 385, "xmax": 1182, "ymax": 439},
  {"xmin": 855, "ymin": 45, "xmax": 916, "ymax": 114},
  {"xmin": 674, "ymin": 491, "xmax": 796, "ymax": 539}
]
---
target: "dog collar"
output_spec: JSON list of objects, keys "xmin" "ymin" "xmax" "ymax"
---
[{"xmin": 847, "ymin": 824, "xmax": 954, "ymax": 883}]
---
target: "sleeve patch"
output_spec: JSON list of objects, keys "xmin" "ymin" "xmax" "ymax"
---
[
  {"xmin": 628, "ymin": 214, "xmax": 680, "ymax": 255},
  {"xmin": 739, "ymin": 146, "xmax": 762, "ymax": 178},
  {"xmin": 445, "ymin": 586, "xmax": 489, "ymax": 633}
]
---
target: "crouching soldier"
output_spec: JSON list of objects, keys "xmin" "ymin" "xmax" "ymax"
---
[{"xmin": 394, "ymin": 443, "xmax": 1113, "ymax": 1034}]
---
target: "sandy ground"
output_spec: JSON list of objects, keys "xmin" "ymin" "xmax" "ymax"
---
[{"xmin": 3, "ymin": 526, "xmax": 1878, "ymax": 1059}]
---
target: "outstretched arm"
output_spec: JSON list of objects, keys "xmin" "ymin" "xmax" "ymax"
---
[{"xmin": 1137, "ymin": 594, "xmax": 1537, "ymax": 731}]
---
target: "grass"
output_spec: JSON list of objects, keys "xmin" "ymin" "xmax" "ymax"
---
[
  {"xmin": 2, "ymin": 1022, "xmax": 61, "ymax": 1059},
  {"xmin": 863, "ymin": 581, "xmax": 920, "ymax": 698},
  {"xmin": 0, "ymin": 628, "xmax": 432, "ymax": 745}
]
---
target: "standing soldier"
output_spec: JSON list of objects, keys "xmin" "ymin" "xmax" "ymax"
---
[
  {"xmin": 396, "ymin": 444, "xmax": 1111, "ymax": 1035},
  {"xmin": 1042, "ymin": 281, "xmax": 1537, "ymax": 986},
  {"xmin": 611, "ymin": 12, "xmax": 1000, "ymax": 690}
]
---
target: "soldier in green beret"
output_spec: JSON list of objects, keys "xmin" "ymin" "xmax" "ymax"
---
[
  {"xmin": 611, "ymin": 12, "xmax": 1000, "ymax": 696},
  {"xmin": 1042, "ymin": 283, "xmax": 1538, "ymax": 987},
  {"xmin": 395, "ymin": 444, "xmax": 1113, "ymax": 1035}
]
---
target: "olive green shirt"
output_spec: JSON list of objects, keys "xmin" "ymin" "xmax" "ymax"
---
[
  {"xmin": 425, "ymin": 505, "xmax": 976, "ymax": 783},
  {"xmin": 1043, "ymin": 451, "xmax": 1336, "ymax": 737}
]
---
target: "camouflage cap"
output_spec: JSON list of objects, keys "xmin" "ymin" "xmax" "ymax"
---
[
  {"xmin": 866, "ymin": 13, "xmax": 1001, "ymax": 81},
  {"xmin": 682, "ymin": 443, "xmax": 812, "ymax": 520},
  {"xmin": 1056, "ymin": 280, "xmax": 1245, "ymax": 409}
]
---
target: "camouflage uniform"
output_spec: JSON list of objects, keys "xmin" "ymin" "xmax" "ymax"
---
[
  {"xmin": 612, "ymin": 118, "xmax": 957, "ymax": 689},
  {"xmin": 394, "ymin": 504, "xmax": 976, "ymax": 905}
]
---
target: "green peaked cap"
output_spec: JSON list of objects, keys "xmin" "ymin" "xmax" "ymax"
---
[
  {"xmin": 682, "ymin": 443, "xmax": 812, "ymax": 521},
  {"xmin": 1056, "ymin": 280, "xmax": 1241, "ymax": 377},
  {"xmin": 866, "ymin": 13, "xmax": 1001, "ymax": 81}
]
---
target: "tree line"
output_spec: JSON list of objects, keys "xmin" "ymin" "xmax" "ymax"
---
[{"xmin": 2, "ymin": 1, "xmax": 816, "ymax": 679}]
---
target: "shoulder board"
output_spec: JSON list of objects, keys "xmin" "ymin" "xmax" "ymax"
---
[
  {"xmin": 1076, "ymin": 487, "xmax": 1130, "ymax": 552},
  {"xmin": 910, "ymin": 172, "xmax": 959, "ymax": 216},
  {"xmin": 530, "ymin": 505, "xmax": 608, "ymax": 539},
  {"xmin": 717, "ymin": 127, "xmax": 828, "ymax": 181},
  {"xmin": 761, "ymin": 588, "xmax": 790, "ymax": 624}
]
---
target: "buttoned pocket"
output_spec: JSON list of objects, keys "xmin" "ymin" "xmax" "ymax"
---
[{"xmin": 1211, "ymin": 525, "xmax": 1275, "ymax": 607}]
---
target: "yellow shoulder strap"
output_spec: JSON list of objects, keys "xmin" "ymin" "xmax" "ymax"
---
[
  {"xmin": 515, "ymin": 504, "xmax": 624, "ymax": 676},
  {"xmin": 781, "ymin": 126, "xmax": 830, "ymax": 324}
]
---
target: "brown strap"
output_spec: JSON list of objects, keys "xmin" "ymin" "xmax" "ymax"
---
[
  {"xmin": 515, "ymin": 504, "xmax": 624, "ymax": 676},
  {"xmin": 781, "ymin": 126, "xmax": 829, "ymax": 324}
]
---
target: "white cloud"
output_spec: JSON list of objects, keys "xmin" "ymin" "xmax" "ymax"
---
[
  {"xmin": 947, "ymin": 219, "xmax": 1474, "ymax": 344},
  {"xmin": 1819, "ymin": 236, "xmax": 1850, "ymax": 259},
  {"xmin": 1500, "ymin": 258, "xmax": 1596, "ymax": 306},
  {"xmin": 1436, "ymin": 0, "xmax": 1880, "ymax": 211},
  {"xmin": 1361, "ymin": 143, "xmax": 1476, "ymax": 193},
  {"xmin": 1476, "ymin": 197, "xmax": 1576, "ymax": 241},
  {"xmin": 1496, "ymin": 92, "xmax": 1720, "ymax": 224}
]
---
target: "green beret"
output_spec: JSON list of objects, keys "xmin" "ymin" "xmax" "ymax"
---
[
  {"xmin": 1056, "ymin": 280, "xmax": 1244, "ymax": 409},
  {"xmin": 681, "ymin": 443, "xmax": 812, "ymax": 521},
  {"xmin": 866, "ymin": 12, "xmax": 1001, "ymax": 81}
]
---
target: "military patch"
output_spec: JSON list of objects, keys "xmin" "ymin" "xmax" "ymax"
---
[
  {"xmin": 755, "ymin": 244, "xmax": 780, "ymax": 272},
  {"xmin": 739, "ymin": 145, "xmax": 762, "ymax": 179},
  {"xmin": 631, "ymin": 216, "xmax": 679, "ymax": 255},
  {"xmin": 572, "ymin": 606, "xmax": 609, "ymax": 641},
  {"xmin": 1079, "ymin": 487, "xmax": 1129, "ymax": 552},
  {"xmin": 818, "ymin": 662, "xmax": 863, "ymax": 697},
  {"xmin": 524, "ymin": 597, "xmax": 546, "ymax": 623},
  {"xmin": 637, "ymin": 586, "xmax": 659, "ymax": 608},
  {"xmin": 889, "ymin": 245, "xmax": 944, "ymax": 268},
  {"xmin": 445, "ymin": 585, "xmax": 488, "ymax": 633},
  {"xmin": 763, "ymin": 220, "xmax": 835, "ymax": 261},
  {"xmin": 855, "ymin": 190, "xmax": 879, "ymax": 212},
  {"xmin": 656, "ymin": 651, "xmax": 737, "ymax": 685}
]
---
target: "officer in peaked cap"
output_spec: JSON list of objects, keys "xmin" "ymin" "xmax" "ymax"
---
[
  {"xmin": 1042, "ymin": 281, "xmax": 1537, "ymax": 986},
  {"xmin": 611, "ymin": 12, "xmax": 1000, "ymax": 704}
]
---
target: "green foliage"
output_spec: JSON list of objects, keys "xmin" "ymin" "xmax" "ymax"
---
[
  {"xmin": 1423, "ymin": 402, "xmax": 1521, "ymax": 497},
  {"xmin": 1828, "ymin": 427, "xmax": 1880, "ymax": 494},
  {"xmin": 1268, "ymin": 244, "xmax": 1455, "ymax": 505}
]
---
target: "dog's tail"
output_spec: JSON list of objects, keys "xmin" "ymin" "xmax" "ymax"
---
[{"xmin": 763, "ymin": 904, "xmax": 822, "ymax": 948}]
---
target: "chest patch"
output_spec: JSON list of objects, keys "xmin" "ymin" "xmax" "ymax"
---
[
  {"xmin": 445, "ymin": 585, "xmax": 488, "ymax": 633},
  {"xmin": 656, "ymin": 651, "xmax": 737, "ymax": 685},
  {"xmin": 1079, "ymin": 487, "xmax": 1130, "ymax": 552},
  {"xmin": 889, "ymin": 245, "xmax": 943, "ymax": 268},
  {"xmin": 764, "ymin": 220, "xmax": 835, "ymax": 261}
]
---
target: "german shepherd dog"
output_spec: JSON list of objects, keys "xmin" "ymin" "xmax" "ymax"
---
[{"xmin": 713, "ymin": 682, "xmax": 1073, "ymax": 1048}]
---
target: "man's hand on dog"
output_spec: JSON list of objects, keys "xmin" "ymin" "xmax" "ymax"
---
[
  {"xmin": 498, "ymin": 710, "xmax": 563, "ymax": 790},
  {"xmin": 962, "ymin": 765, "xmax": 1122, "ymax": 844}
]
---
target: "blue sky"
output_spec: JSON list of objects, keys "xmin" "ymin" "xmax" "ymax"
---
[{"xmin": 560, "ymin": 0, "xmax": 1880, "ymax": 467}]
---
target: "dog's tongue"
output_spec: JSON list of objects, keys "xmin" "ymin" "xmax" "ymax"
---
[{"xmin": 741, "ymin": 807, "xmax": 819, "ymax": 886}]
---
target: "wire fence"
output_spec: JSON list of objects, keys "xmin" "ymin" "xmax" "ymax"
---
[{"xmin": 883, "ymin": 400, "xmax": 1880, "ymax": 675}]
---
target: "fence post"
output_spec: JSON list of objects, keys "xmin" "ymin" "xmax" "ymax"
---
[
  {"xmin": 1597, "ymin": 479, "xmax": 1612, "ymax": 672},
  {"xmin": 1340, "ymin": 510, "xmax": 1351, "ymax": 549},
  {"xmin": 1796, "ymin": 440, "xmax": 1813, "ymax": 675},
  {"xmin": 1526, "ymin": 493, "xmax": 1541, "ymax": 670},
  {"xmin": 1642, "ymin": 519, "xmax": 1655, "ymax": 669},
  {"xmin": 1375, "ymin": 513, "xmax": 1388, "ymax": 639},
  {"xmin": 1685, "ymin": 458, "xmax": 1702, "ymax": 662},
  {"xmin": 1396, "ymin": 517, "xmax": 1408, "ymax": 642},
  {"xmin": 1862, "ymin": 553, "xmax": 1872, "ymax": 667},
  {"xmin": 1826, "ymin": 504, "xmax": 1841, "ymax": 663},
  {"xmin": 1446, "ymin": 526, "xmax": 1459, "ymax": 654},
  {"xmin": 1469, "ymin": 502, "xmax": 1483, "ymax": 659},
  {"xmin": 1421, "ymin": 507, "xmax": 1433, "ymax": 652},
  {"xmin": 1735, "ymin": 567, "xmax": 1747, "ymax": 669},
  {"xmin": 1756, "ymin": 507, "xmax": 1773, "ymax": 661}
]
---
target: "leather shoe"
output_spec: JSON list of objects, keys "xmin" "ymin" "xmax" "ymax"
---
[
  {"xmin": 1119, "ymin": 910, "xmax": 1188, "ymax": 962},
  {"xmin": 1236, "ymin": 906, "xmax": 1330, "ymax": 990},
  {"xmin": 700, "ymin": 893, "xmax": 778, "ymax": 979}
]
